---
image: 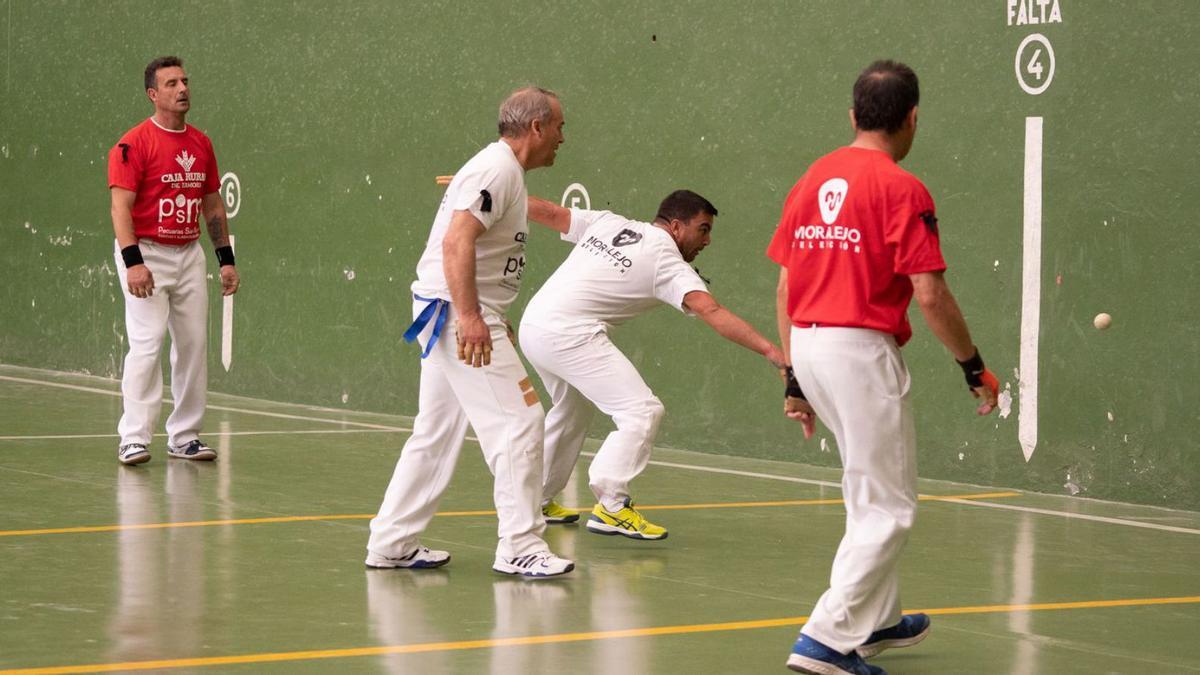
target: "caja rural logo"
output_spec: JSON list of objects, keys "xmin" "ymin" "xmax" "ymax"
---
[
  {"xmin": 156, "ymin": 149, "xmax": 206, "ymax": 224},
  {"xmin": 175, "ymin": 149, "xmax": 197, "ymax": 172}
]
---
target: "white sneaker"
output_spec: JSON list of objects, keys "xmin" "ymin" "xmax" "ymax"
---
[
  {"xmin": 492, "ymin": 551, "xmax": 575, "ymax": 578},
  {"xmin": 365, "ymin": 546, "xmax": 450, "ymax": 569},
  {"xmin": 167, "ymin": 439, "xmax": 217, "ymax": 461},
  {"xmin": 118, "ymin": 443, "xmax": 150, "ymax": 465}
]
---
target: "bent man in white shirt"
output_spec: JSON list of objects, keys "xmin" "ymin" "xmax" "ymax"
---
[{"xmin": 520, "ymin": 190, "xmax": 787, "ymax": 540}]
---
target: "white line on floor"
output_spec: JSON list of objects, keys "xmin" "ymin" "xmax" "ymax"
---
[
  {"xmin": 6, "ymin": 371, "xmax": 1198, "ymax": 535},
  {"xmin": 0, "ymin": 429, "xmax": 406, "ymax": 441},
  {"xmin": 0, "ymin": 375, "xmax": 406, "ymax": 431},
  {"xmin": 594, "ymin": 454, "xmax": 1200, "ymax": 536},
  {"xmin": 940, "ymin": 497, "xmax": 1200, "ymax": 536}
]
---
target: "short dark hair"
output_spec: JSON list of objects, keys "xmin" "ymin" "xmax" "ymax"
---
[
  {"xmin": 655, "ymin": 189, "xmax": 718, "ymax": 224},
  {"xmin": 145, "ymin": 56, "xmax": 183, "ymax": 91},
  {"xmin": 852, "ymin": 60, "xmax": 919, "ymax": 134}
]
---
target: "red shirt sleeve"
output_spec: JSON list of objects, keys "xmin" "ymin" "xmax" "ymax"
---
[
  {"xmin": 107, "ymin": 138, "xmax": 141, "ymax": 192},
  {"xmin": 203, "ymin": 135, "xmax": 220, "ymax": 194},
  {"xmin": 886, "ymin": 179, "xmax": 946, "ymax": 274},
  {"xmin": 766, "ymin": 183, "xmax": 802, "ymax": 266}
]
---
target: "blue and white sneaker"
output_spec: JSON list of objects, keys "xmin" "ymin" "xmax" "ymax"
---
[
  {"xmin": 493, "ymin": 550, "xmax": 574, "ymax": 578},
  {"xmin": 787, "ymin": 634, "xmax": 886, "ymax": 674},
  {"xmin": 117, "ymin": 443, "xmax": 151, "ymax": 466},
  {"xmin": 167, "ymin": 439, "xmax": 217, "ymax": 461},
  {"xmin": 857, "ymin": 613, "xmax": 931, "ymax": 658},
  {"xmin": 365, "ymin": 546, "xmax": 451, "ymax": 569}
]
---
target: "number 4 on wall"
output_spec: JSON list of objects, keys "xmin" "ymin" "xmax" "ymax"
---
[{"xmin": 1015, "ymin": 33, "xmax": 1056, "ymax": 96}]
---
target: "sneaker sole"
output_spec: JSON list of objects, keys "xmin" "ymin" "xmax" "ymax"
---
[
  {"xmin": 786, "ymin": 653, "xmax": 857, "ymax": 675},
  {"xmin": 167, "ymin": 450, "xmax": 217, "ymax": 461},
  {"xmin": 543, "ymin": 514, "xmax": 580, "ymax": 524},
  {"xmin": 585, "ymin": 519, "xmax": 668, "ymax": 540},
  {"xmin": 365, "ymin": 557, "xmax": 451, "ymax": 570},
  {"xmin": 856, "ymin": 623, "xmax": 931, "ymax": 658},
  {"xmin": 118, "ymin": 452, "xmax": 151, "ymax": 466},
  {"xmin": 492, "ymin": 562, "xmax": 575, "ymax": 578}
]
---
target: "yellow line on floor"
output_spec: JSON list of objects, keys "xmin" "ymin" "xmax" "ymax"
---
[
  {"xmin": 0, "ymin": 492, "xmax": 1017, "ymax": 538},
  {"xmin": 638, "ymin": 491, "xmax": 1021, "ymax": 511},
  {"xmin": 0, "ymin": 511, "xmax": 491, "ymax": 537},
  {"xmin": 5, "ymin": 594, "xmax": 1198, "ymax": 674}
]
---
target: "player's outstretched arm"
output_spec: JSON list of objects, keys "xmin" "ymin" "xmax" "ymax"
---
[
  {"xmin": 774, "ymin": 267, "xmax": 792, "ymax": 365},
  {"xmin": 111, "ymin": 187, "xmax": 154, "ymax": 298},
  {"xmin": 527, "ymin": 195, "xmax": 571, "ymax": 233},
  {"xmin": 202, "ymin": 192, "xmax": 239, "ymax": 296},
  {"xmin": 443, "ymin": 210, "xmax": 492, "ymax": 367},
  {"xmin": 770, "ymin": 268, "xmax": 817, "ymax": 437},
  {"xmin": 910, "ymin": 271, "xmax": 999, "ymax": 415},
  {"xmin": 683, "ymin": 290, "xmax": 786, "ymax": 368}
]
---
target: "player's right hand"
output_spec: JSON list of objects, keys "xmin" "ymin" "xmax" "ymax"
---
[
  {"xmin": 956, "ymin": 348, "xmax": 999, "ymax": 416},
  {"xmin": 971, "ymin": 368, "xmax": 1000, "ymax": 416},
  {"xmin": 126, "ymin": 264, "xmax": 155, "ymax": 298},
  {"xmin": 786, "ymin": 397, "xmax": 817, "ymax": 439},
  {"xmin": 782, "ymin": 366, "xmax": 817, "ymax": 439},
  {"xmin": 455, "ymin": 314, "xmax": 493, "ymax": 368}
]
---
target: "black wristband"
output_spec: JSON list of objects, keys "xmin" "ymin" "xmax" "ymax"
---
[
  {"xmin": 120, "ymin": 245, "xmax": 144, "ymax": 268},
  {"xmin": 956, "ymin": 348, "xmax": 986, "ymax": 388},
  {"xmin": 215, "ymin": 245, "xmax": 235, "ymax": 267},
  {"xmin": 785, "ymin": 366, "xmax": 806, "ymax": 400}
]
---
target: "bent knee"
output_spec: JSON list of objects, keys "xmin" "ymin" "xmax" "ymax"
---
[
  {"xmin": 645, "ymin": 396, "xmax": 665, "ymax": 423},
  {"xmin": 615, "ymin": 396, "xmax": 665, "ymax": 438}
]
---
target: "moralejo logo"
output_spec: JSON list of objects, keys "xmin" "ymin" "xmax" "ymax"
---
[
  {"xmin": 818, "ymin": 178, "xmax": 848, "ymax": 225},
  {"xmin": 612, "ymin": 229, "xmax": 642, "ymax": 247},
  {"xmin": 175, "ymin": 149, "xmax": 197, "ymax": 172}
]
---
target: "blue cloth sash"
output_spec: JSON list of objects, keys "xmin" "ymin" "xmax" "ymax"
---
[{"xmin": 403, "ymin": 294, "xmax": 449, "ymax": 359}]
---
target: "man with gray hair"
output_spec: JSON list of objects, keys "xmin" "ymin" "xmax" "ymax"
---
[{"xmin": 366, "ymin": 87, "xmax": 574, "ymax": 578}]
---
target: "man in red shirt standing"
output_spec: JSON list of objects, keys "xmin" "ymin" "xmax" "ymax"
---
[
  {"xmin": 108, "ymin": 56, "xmax": 239, "ymax": 466},
  {"xmin": 768, "ymin": 61, "xmax": 998, "ymax": 675}
]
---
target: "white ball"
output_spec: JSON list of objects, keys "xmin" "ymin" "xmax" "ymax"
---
[{"xmin": 1093, "ymin": 313, "xmax": 1112, "ymax": 330}]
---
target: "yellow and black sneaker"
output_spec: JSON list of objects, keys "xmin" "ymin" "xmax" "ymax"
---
[
  {"xmin": 585, "ymin": 498, "xmax": 667, "ymax": 540},
  {"xmin": 542, "ymin": 500, "xmax": 580, "ymax": 524}
]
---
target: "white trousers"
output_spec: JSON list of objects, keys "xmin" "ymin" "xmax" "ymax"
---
[
  {"xmin": 114, "ymin": 239, "xmax": 208, "ymax": 448},
  {"xmin": 791, "ymin": 326, "xmax": 917, "ymax": 654},
  {"xmin": 519, "ymin": 323, "xmax": 664, "ymax": 513},
  {"xmin": 368, "ymin": 300, "xmax": 549, "ymax": 559}
]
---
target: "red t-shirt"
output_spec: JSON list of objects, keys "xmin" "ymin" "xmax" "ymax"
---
[
  {"xmin": 766, "ymin": 146, "xmax": 945, "ymax": 346},
  {"xmin": 107, "ymin": 118, "xmax": 220, "ymax": 245}
]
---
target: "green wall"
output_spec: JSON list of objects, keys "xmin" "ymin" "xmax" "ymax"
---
[{"xmin": 2, "ymin": 1, "xmax": 1197, "ymax": 508}]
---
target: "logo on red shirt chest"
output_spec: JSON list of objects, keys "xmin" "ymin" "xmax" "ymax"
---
[
  {"xmin": 176, "ymin": 150, "xmax": 196, "ymax": 172},
  {"xmin": 818, "ymin": 178, "xmax": 848, "ymax": 224},
  {"xmin": 792, "ymin": 177, "xmax": 862, "ymax": 254},
  {"xmin": 155, "ymin": 148, "xmax": 207, "ymax": 225}
]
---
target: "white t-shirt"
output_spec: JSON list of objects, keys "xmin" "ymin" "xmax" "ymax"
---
[
  {"xmin": 521, "ymin": 209, "xmax": 709, "ymax": 335},
  {"xmin": 411, "ymin": 141, "xmax": 528, "ymax": 316}
]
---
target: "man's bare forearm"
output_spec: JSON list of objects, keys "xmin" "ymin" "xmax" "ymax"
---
[
  {"xmin": 912, "ymin": 272, "xmax": 976, "ymax": 361},
  {"xmin": 443, "ymin": 234, "xmax": 481, "ymax": 318},
  {"xmin": 704, "ymin": 306, "xmax": 775, "ymax": 356},
  {"xmin": 111, "ymin": 189, "xmax": 138, "ymax": 248},
  {"xmin": 775, "ymin": 268, "xmax": 792, "ymax": 364},
  {"xmin": 205, "ymin": 210, "xmax": 230, "ymax": 249},
  {"xmin": 527, "ymin": 195, "xmax": 570, "ymax": 233},
  {"xmin": 686, "ymin": 291, "xmax": 774, "ymax": 357},
  {"xmin": 112, "ymin": 209, "xmax": 138, "ymax": 248}
]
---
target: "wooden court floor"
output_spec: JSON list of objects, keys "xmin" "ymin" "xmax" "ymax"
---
[{"xmin": 1, "ymin": 364, "xmax": 1198, "ymax": 673}]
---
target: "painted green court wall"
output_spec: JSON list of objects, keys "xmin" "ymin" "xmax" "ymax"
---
[{"xmin": 2, "ymin": 2, "xmax": 1197, "ymax": 508}]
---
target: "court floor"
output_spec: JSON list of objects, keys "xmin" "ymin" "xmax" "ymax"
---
[{"xmin": 1, "ymin": 363, "xmax": 1198, "ymax": 674}]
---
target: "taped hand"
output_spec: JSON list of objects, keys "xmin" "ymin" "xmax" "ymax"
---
[
  {"xmin": 783, "ymin": 367, "xmax": 817, "ymax": 439},
  {"xmin": 957, "ymin": 348, "xmax": 1000, "ymax": 416}
]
